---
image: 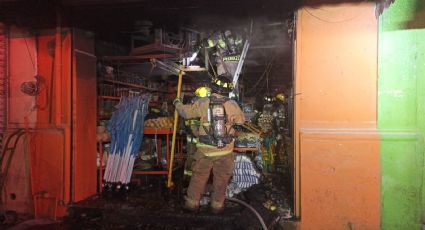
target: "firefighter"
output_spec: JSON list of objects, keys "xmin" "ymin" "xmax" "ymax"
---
[
  {"xmin": 173, "ymin": 77, "xmax": 245, "ymax": 214},
  {"xmin": 274, "ymin": 92, "xmax": 288, "ymax": 137}
]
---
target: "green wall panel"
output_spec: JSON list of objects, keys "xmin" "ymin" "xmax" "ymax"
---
[
  {"xmin": 379, "ymin": 0, "xmax": 425, "ymax": 229},
  {"xmin": 380, "ymin": 138, "xmax": 423, "ymax": 229}
]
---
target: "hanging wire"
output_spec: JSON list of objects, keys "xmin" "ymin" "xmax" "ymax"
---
[
  {"xmin": 253, "ymin": 62, "xmax": 274, "ymax": 98},
  {"xmin": 244, "ymin": 54, "xmax": 276, "ymax": 95},
  {"xmin": 24, "ymin": 37, "xmax": 36, "ymax": 72},
  {"xmin": 266, "ymin": 67, "xmax": 269, "ymax": 93},
  {"xmin": 304, "ymin": 8, "xmax": 361, "ymax": 23},
  {"xmin": 244, "ymin": 62, "xmax": 271, "ymax": 94}
]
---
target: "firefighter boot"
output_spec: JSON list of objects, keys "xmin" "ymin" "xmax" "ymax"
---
[
  {"xmin": 184, "ymin": 197, "xmax": 199, "ymax": 212},
  {"xmin": 210, "ymin": 200, "xmax": 224, "ymax": 214}
]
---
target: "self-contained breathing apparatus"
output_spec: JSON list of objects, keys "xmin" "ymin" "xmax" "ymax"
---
[{"xmin": 200, "ymin": 96, "xmax": 232, "ymax": 148}]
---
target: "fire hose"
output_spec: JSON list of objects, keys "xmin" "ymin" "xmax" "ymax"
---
[{"xmin": 226, "ymin": 197, "xmax": 268, "ymax": 230}]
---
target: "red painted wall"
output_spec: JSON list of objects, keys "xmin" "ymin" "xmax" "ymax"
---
[
  {"xmin": 4, "ymin": 27, "xmax": 38, "ymax": 214},
  {"xmin": 5, "ymin": 27, "xmax": 96, "ymax": 218},
  {"xmin": 8, "ymin": 27, "xmax": 37, "ymax": 126}
]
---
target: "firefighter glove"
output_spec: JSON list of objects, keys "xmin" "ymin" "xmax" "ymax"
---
[{"xmin": 173, "ymin": 98, "xmax": 182, "ymax": 106}]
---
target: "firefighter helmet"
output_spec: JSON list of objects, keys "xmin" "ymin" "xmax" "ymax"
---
[
  {"xmin": 264, "ymin": 94, "xmax": 275, "ymax": 102},
  {"xmin": 212, "ymin": 76, "xmax": 233, "ymax": 94},
  {"xmin": 195, "ymin": 86, "xmax": 211, "ymax": 98},
  {"xmin": 276, "ymin": 93, "xmax": 286, "ymax": 102}
]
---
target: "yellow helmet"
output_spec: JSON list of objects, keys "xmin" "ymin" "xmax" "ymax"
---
[
  {"xmin": 212, "ymin": 76, "xmax": 233, "ymax": 93},
  {"xmin": 276, "ymin": 93, "xmax": 286, "ymax": 102},
  {"xmin": 195, "ymin": 86, "xmax": 211, "ymax": 97}
]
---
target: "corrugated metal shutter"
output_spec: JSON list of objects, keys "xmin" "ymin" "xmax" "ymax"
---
[{"xmin": 0, "ymin": 23, "xmax": 7, "ymax": 152}]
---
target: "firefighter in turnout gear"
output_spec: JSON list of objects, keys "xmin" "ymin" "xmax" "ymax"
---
[{"xmin": 173, "ymin": 79, "xmax": 245, "ymax": 213}]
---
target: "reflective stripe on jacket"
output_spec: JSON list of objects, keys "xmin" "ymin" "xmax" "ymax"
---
[{"xmin": 196, "ymin": 141, "xmax": 234, "ymax": 157}]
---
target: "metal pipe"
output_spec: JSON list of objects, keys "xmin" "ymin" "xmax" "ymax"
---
[
  {"xmin": 167, "ymin": 70, "xmax": 183, "ymax": 188},
  {"xmin": 54, "ymin": 5, "xmax": 62, "ymax": 124}
]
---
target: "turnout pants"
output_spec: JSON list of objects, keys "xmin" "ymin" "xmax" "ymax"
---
[{"xmin": 186, "ymin": 152, "xmax": 234, "ymax": 210}]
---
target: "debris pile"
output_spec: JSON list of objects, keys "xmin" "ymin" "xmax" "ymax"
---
[{"xmin": 238, "ymin": 176, "xmax": 293, "ymax": 220}]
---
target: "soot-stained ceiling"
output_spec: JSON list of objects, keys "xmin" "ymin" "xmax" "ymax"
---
[
  {"xmin": 1, "ymin": 0, "xmax": 297, "ymax": 96},
  {"xmin": 1, "ymin": 0, "xmax": 396, "ymax": 98}
]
